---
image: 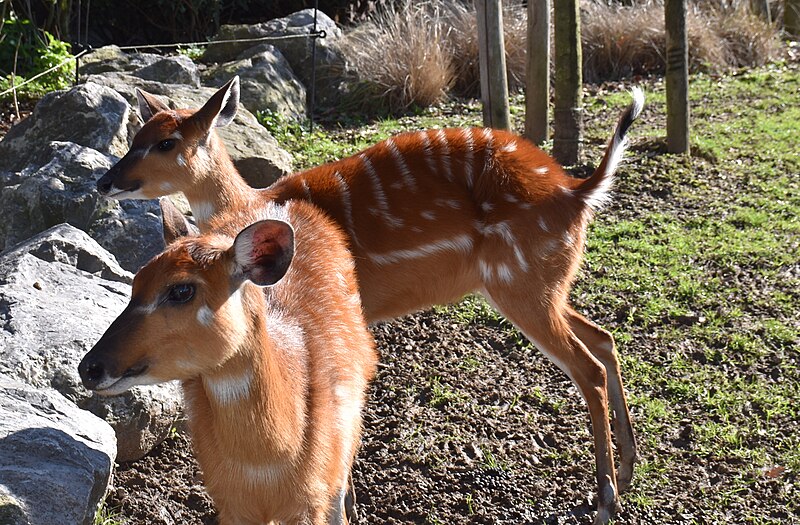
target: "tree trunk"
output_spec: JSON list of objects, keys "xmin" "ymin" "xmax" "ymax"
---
[
  {"xmin": 552, "ymin": 0, "xmax": 582, "ymax": 165},
  {"xmin": 786, "ymin": 0, "xmax": 800, "ymax": 36},
  {"xmin": 475, "ymin": 0, "xmax": 511, "ymax": 130},
  {"xmin": 665, "ymin": 0, "xmax": 690, "ymax": 154},
  {"xmin": 524, "ymin": 0, "xmax": 550, "ymax": 145}
]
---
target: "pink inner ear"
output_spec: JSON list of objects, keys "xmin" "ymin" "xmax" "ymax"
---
[{"xmin": 250, "ymin": 223, "xmax": 290, "ymax": 260}]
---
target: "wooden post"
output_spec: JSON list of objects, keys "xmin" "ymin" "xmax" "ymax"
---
[
  {"xmin": 524, "ymin": 0, "xmax": 550, "ymax": 145},
  {"xmin": 786, "ymin": 0, "xmax": 800, "ymax": 37},
  {"xmin": 750, "ymin": 0, "xmax": 772, "ymax": 24},
  {"xmin": 552, "ymin": 0, "xmax": 582, "ymax": 165},
  {"xmin": 475, "ymin": 0, "xmax": 511, "ymax": 130},
  {"xmin": 665, "ymin": 0, "xmax": 690, "ymax": 154}
]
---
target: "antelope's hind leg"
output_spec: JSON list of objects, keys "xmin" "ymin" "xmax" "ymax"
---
[
  {"xmin": 566, "ymin": 307, "xmax": 637, "ymax": 492},
  {"xmin": 484, "ymin": 287, "xmax": 620, "ymax": 524}
]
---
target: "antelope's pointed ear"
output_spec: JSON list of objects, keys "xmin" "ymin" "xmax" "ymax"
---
[
  {"xmin": 194, "ymin": 76, "xmax": 240, "ymax": 131},
  {"xmin": 160, "ymin": 197, "xmax": 198, "ymax": 246},
  {"xmin": 136, "ymin": 88, "xmax": 170, "ymax": 122},
  {"xmin": 231, "ymin": 219, "xmax": 294, "ymax": 286}
]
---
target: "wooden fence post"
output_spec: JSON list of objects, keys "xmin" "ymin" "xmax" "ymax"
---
[
  {"xmin": 787, "ymin": 0, "xmax": 800, "ymax": 36},
  {"xmin": 552, "ymin": 0, "xmax": 582, "ymax": 165},
  {"xmin": 475, "ymin": 0, "xmax": 511, "ymax": 130},
  {"xmin": 665, "ymin": 0, "xmax": 690, "ymax": 154},
  {"xmin": 524, "ymin": 0, "xmax": 550, "ymax": 145}
]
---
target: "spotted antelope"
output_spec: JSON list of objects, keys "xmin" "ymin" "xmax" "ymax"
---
[
  {"xmin": 79, "ymin": 198, "xmax": 378, "ymax": 525},
  {"xmin": 97, "ymin": 76, "xmax": 644, "ymax": 524}
]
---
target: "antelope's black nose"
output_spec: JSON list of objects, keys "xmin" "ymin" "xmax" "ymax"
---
[
  {"xmin": 78, "ymin": 355, "xmax": 106, "ymax": 390},
  {"xmin": 96, "ymin": 173, "xmax": 114, "ymax": 195}
]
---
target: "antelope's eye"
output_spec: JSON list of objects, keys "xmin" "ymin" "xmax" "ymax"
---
[
  {"xmin": 167, "ymin": 283, "xmax": 195, "ymax": 304},
  {"xmin": 157, "ymin": 139, "xmax": 176, "ymax": 152}
]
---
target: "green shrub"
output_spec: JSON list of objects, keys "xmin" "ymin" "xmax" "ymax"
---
[{"xmin": 0, "ymin": 14, "xmax": 73, "ymax": 100}]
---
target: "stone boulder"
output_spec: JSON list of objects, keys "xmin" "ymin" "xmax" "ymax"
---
[
  {"xmin": 0, "ymin": 83, "xmax": 135, "ymax": 173},
  {"xmin": 203, "ymin": 44, "xmax": 306, "ymax": 118},
  {"xmin": 0, "ymin": 375, "xmax": 116, "ymax": 525},
  {"xmin": 202, "ymin": 9, "xmax": 348, "ymax": 107},
  {"xmin": 78, "ymin": 45, "xmax": 161, "ymax": 76},
  {"xmin": 0, "ymin": 225, "xmax": 182, "ymax": 462},
  {"xmin": 133, "ymin": 55, "xmax": 201, "ymax": 87},
  {"xmin": 85, "ymin": 72, "xmax": 293, "ymax": 187},
  {"xmin": 0, "ymin": 141, "xmax": 166, "ymax": 272}
]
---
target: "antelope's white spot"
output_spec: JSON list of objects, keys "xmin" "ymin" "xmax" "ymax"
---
[
  {"xmin": 475, "ymin": 220, "xmax": 515, "ymax": 245},
  {"xmin": 504, "ymin": 193, "xmax": 519, "ymax": 203},
  {"xmin": 481, "ymin": 202, "xmax": 494, "ymax": 212},
  {"xmin": 500, "ymin": 140, "xmax": 518, "ymax": 153},
  {"xmin": 478, "ymin": 259, "xmax": 493, "ymax": 282},
  {"xmin": 559, "ymin": 186, "xmax": 574, "ymax": 196},
  {"xmin": 192, "ymin": 200, "xmax": 215, "ymax": 223},
  {"xmin": 176, "ymin": 153, "xmax": 186, "ymax": 167},
  {"xmin": 434, "ymin": 198, "xmax": 462, "ymax": 209},
  {"xmin": 369, "ymin": 234, "xmax": 473, "ymax": 266},
  {"xmin": 203, "ymin": 368, "xmax": 253, "ymax": 405},
  {"xmin": 496, "ymin": 263, "xmax": 514, "ymax": 283},
  {"xmin": 300, "ymin": 179, "xmax": 313, "ymax": 200},
  {"xmin": 159, "ymin": 181, "xmax": 176, "ymax": 193},
  {"xmin": 538, "ymin": 216, "xmax": 550, "ymax": 232},
  {"xmin": 513, "ymin": 245, "xmax": 530, "ymax": 272},
  {"xmin": 534, "ymin": 166, "xmax": 549, "ymax": 175},
  {"xmin": 563, "ymin": 232, "xmax": 575, "ymax": 246},
  {"xmin": 540, "ymin": 238, "xmax": 560, "ymax": 256},
  {"xmin": 421, "ymin": 210, "xmax": 436, "ymax": 221},
  {"xmin": 386, "ymin": 137, "xmax": 417, "ymax": 191},
  {"xmin": 134, "ymin": 300, "xmax": 158, "ymax": 315},
  {"xmin": 236, "ymin": 461, "xmax": 287, "ymax": 487},
  {"xmin": 196, "ymin": 304, "xmax": 214, "ymax": 326}
]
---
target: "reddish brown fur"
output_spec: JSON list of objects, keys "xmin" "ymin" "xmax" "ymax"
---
[
  {"xmin": 98, "ymin": 85, "xmax": 641, "ymax": 523},
  {"xmin": 81, "ymin": 200, "xmax": 377, "ymax": 525}
]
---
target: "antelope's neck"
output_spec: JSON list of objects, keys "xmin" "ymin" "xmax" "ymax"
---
[
  {"xmin": 184, "ymin": 137, "xmax": 258, "ymax": 229},
  {"xmin": 188, "ymin": 320, "xmax": 306, "ymax": 465}
]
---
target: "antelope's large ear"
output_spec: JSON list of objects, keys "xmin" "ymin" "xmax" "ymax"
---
[
  {"xmin": 231, "ymin": 219, "xmax": 294, "ymax": 286},
  {"xmin": 193, "ymin": 76, "xmax": 240, "ymax": 132},
  {"xmin": 160, "ymin": 197, "xmax": 198, "ymax": 246},
  {"xmin": 136, "ymin": 88, "xmax": 170, "ymax": 122}
]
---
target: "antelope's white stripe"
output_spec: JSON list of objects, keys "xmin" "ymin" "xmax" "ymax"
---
[
  {"xmin": 386, "ymin": 138, "xmax": 417, "ymax": 191},
  {"xmin": 360, "ymin": 154, "xmax": 403, "ymax": 228},
  {"xmin": 418, "ymin": 131, "xmax": 438, "ymax": 174},
  {"xmin": 435, "ymin": 130, "xmax": 453, "ymax": 182},
  {"xmin": 369, "ymin": 234, "xmax": 474, "ymax": 266},
  {"xmin": 333, "ymin": 171, "xmax": 360, "ymax": 247}
]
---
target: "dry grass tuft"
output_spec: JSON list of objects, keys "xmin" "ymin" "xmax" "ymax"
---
[
  {"xmin": 582, "ymin": 0, "xmax": 781, "ymax": 82},
  {"xmin": 335, "ymin": 0, "xmax": 782, "ymax": 113},
  {"xmin": 335, "ymin": 0, "xmax": 456, "ymax": 113}
]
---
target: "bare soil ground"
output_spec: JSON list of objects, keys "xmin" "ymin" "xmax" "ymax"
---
[{"xmin": 3, "ymin": 58, "xmax": 797, "ymax": 525}]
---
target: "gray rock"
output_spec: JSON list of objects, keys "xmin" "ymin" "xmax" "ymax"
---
[
  {"xmin": 85, "ymin": 71, "xmax": 293, "ymax": 187},
  {"xmin": 0, "ymin": 225, "xmax": 182, "ymax": 461},
  {"xmin": 78, "ymin": 45, "xmax": 161, "ymax": 76},
  {"xmin": 202, "ymin": 10, "xmax": 347, "ymax": 107},
  {"xmin": 203, "ymin": 44, "xmax": 306, "ymax": 118},
  {"xmin": 134, "ymin": 55, "xmax": 201, "ymax": 87},
  {"xmin": 0, "ymin": 375, "xmax": 116, "ymax": 525},
  {"xmin": 0, "ymin": 141, "xmax": 165, "ymax": 272},
  {"xmin": 0, "ymin": 83, "xmax": 135, "ymax": 173}
]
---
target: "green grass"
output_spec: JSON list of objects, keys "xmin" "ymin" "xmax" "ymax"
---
[{"xmin": 262, "ymin": 61, "xmax": 800, "ymax": 522}]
